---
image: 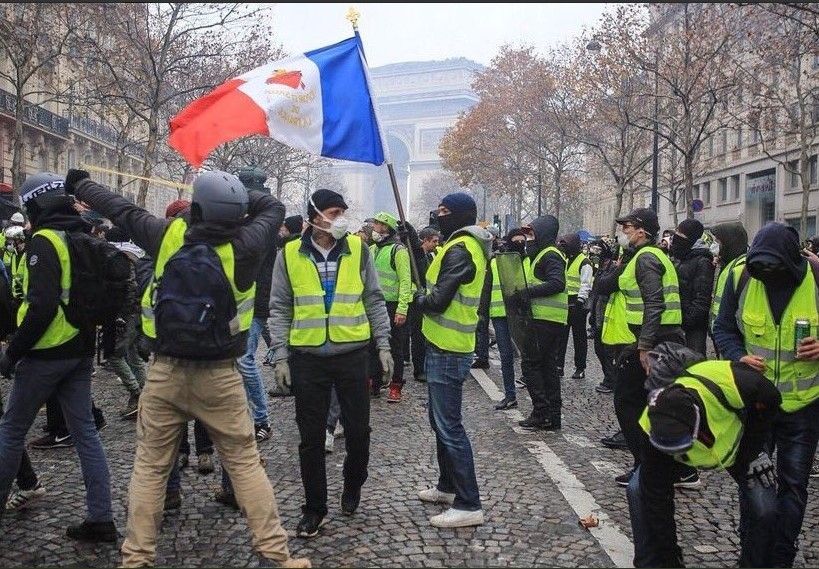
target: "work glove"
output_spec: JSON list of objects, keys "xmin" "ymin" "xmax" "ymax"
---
[
  {"xmin": 746, "ymin": 451, "xmax": 776, "ymax": 489},
  {"xmin": 274, "ymin": 360, "xmax": 291, "ymax": 392},
  {"xmin": 263, "ymin": 347, "xmax": 275, "ymax": 366},
  {"xmin": 64, "ymin": 169, "xmax": 90, "ymax": 195},
  {"xmin": 0, "ymin": 352, "xmax": 16, "ymax": 379},
  {"xmin": 114, "ymin": 317, "xmax": 127, "ymax": 338},
  {"xmin": 509, "ymin": 288, "xmax": 531, "ymax": 312},
  {"xmin": 379, "ymin": 349, "xmax": 394, "ymax": 381}
]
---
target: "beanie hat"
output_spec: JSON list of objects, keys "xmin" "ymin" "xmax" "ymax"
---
[
  {"xmin": 165, "ymin": 199, "xmax": 190, "ymax": 219},
  {"xmin": 647, "ymin": 385, "xmax": 699, "ymax": 454},
  {"xmin": 373, "ymin": 211, "xmax": 398, "ymax": 231},
  {"xmin": 440, "ymin": 192, "xmax": 477, "ymax": 215},
  {"xmin": 284, "ymin": 214, "xmax": 303, "ymax": 236},
  {"xmin": 307, "ymin": 188, "xmax": 347, "ymax": 222},
  {"xmin": 676, "ymin": 219, "xmax": 704, "ymax": 243}
]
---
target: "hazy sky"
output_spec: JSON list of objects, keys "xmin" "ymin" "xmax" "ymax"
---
[{"xmin": 270, "ymin": 3, "xmax": 610, "ymax": 67}]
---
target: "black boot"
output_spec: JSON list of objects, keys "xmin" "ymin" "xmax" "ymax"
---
[{"xmin": 66, "ymin": 520, "xmax": 118, "ymax": 543}]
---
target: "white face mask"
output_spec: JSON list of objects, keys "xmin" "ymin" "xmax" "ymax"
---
[
  {"xmin": 709, "ymin": 241, "xmax": 720, "ymax": 257},
  {"xmin": 309, "ymin": 197, "xmax": 349, "ymax": 240},
  {"xmin": 371, "ymin": 231, "xmax": 385, "ymax": 243},
  {"xmin": 616, "ymin": 232, "xmax": 630, "ymax": 248}
]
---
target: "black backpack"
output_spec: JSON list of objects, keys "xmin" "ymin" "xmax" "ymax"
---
[
  {"xmin": 62, "ymin": 232, "xmax": 131, "ymax": 329},
  {"xmin": 153, "ymin": 243, "xmax": 239, "ymax": 358}
]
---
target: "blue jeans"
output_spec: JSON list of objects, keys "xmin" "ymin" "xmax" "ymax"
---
[
  {"xmin": 491, "ymin": 317, "xmax": 516, "ymax": 400},
  {"xmin": 425, "ymin": 346, "xmax": 481, "ymax": 511},
  {"xmin": 770, "ymin": 399, "xmax": 819, "ymax": 566},
  {"xmin": 0, "ymin": 357, "xmax": 112, "ymax": 522},
  {"xmin": 236, "ymin": 317, "xmax": 270, "ymax": 426}
]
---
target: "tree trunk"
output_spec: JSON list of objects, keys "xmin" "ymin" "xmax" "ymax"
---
[
  {"xmin": 11, "ymin": 93, "xmax": 26, "ymax": 205},
  {"xmin": 800, "ymin": 146, "xmax": 810, "ymax": 239},
  {"xmin": 671, "ymin": 186, "xmax": 679, "ymax": 228},
  {"xmin": 116, "ymin": 150, "xmax": 127, "ymax": 193},
  {"xmin": 684, "ymin": 156, "xmax": 695, "ymax": 219},
  {"xmin": 137, "ymin": 112, "xmax": 159, "ymax": 208},
  {"xmin": 276, "ymin": 176, "xmax": 284, "ymax": 201},
  {"xmin": 610, "ymin": 180, "xmax": 627, "ymax": 237}
]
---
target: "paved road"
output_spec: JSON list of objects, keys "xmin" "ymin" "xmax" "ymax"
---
[{"xmin": 0, "ymin": 340, "xmax": 816, "ymax": 567}]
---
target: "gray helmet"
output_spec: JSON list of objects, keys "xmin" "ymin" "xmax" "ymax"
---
[
  {"xmin": 235, "ymin": 166, "xmax": 267, "ymax": 191},
  {"xmin": 191, "ymin": 170, "xmax": 248, "ymax": 222},
  {"xmin": 20, "ymin": 172, "xmax": 65, "ymax": 206}
]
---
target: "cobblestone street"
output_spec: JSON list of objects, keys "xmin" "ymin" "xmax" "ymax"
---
[{"xmin": 0, "ymin": 341, "xmax": 816, "ymax": 567}]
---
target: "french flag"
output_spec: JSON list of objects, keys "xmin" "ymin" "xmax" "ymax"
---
[{"xmin": 169, "ymin": 36, "xmax": 387, "ymax": 168}]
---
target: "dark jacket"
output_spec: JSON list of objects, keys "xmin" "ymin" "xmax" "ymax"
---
[
  {"xmin": 527, "ymin": 215, "xmax": 565, "ymax": 299},
  {"xmin": 589, "ymin": 258, "xmax": 616, "ymax": 333},
  {"xmin": 74, "ymin": 178, "xmax": 285, "ymax": 359},
  {"xmin": 597, "ymin": 242, "xmax": 684, "ymax": 352},
  {"xmin": 253, "ymin": 247, "xmax": 276, "ymax": 319},
  {"xmin": 673, "ymin": 245, "xmax": 714, "ymax": 332},
  {"xmin": 6, "ymin": 204, "xmax": 95, "ymax": 363},
  {"xmin": 713, "ymin": 223, "xmax": 811, "ymax": 361}
]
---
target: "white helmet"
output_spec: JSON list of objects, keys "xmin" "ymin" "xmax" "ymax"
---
[
  {"xmin": 4, "ymin": 225, "xmax": 24, "ymax": 240},
  {"xmin": 10, "ymin": 212, "xmax": 24, "ymax": 225}
]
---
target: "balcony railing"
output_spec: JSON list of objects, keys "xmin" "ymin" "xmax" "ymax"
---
[
  {"xmin": 70, "ymin": 114, "xmax": 119, "ymax": 145},
  {"xmin": 0, "ymin": 87, "xmax": 69, "ymax": 137}
]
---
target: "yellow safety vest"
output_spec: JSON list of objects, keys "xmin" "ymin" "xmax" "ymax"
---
[
  {"xmin": 566, "ymin": 253, "xmax": 589, "ymax": 297},
  {"xmin": 526, "ymin": 246, "xmax": 568, "ymax": 324},
  {"xmin": 639, "ymin": 361, "xmax": 745, "ymax": 469},
  {"xmin": 710, "ymin": 254, "xmax": 746, "ymax": 328},
  {"xmin": 422, "ymin": 233, "xmax": 487, "ymax": 353},
  {"xmin": 10, "ymin": 250, "xmax": 25, "ymax": 301},
  {"xmin": 140, "ymin": 218, "xmax": 256, "ymax": 340},
  {"xmin": 285, "ymin": 234, "xmax": 370, "ymax": 347},
  {"xmin": 489, "ymin": 257, "xmax": 505, "ymax": 318},
  {"xmin": 18, "ymin": 230, "xmax": 79, "ymax": 349},
  {"xmin": 736, "ymin": 266, "xmax": 819, "ymax": 412}
]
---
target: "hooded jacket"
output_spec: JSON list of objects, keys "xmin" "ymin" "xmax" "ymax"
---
[
  {"xmin": 415, "ymin": 225, "xmax": 492, "ymax": 315},
  {"xmin": 711, "ymin": 222, "xmax": 748, "ymax": 267},
  {"xmin": 713, "ymin": 223, "xmax": 812, "ymax": 361},
  {"xmin": 74, "ymin": 178, "xmax": 285, "ymax": 360},
  {"xmin": 673, "ymin": 240, "xmax": 715, "ymax": 331},
  {"xmin": 527, "ymin": 215, "xmax": 566, "ymax": 300},
  {"xmin": 6, "ymin": 202, "xmax": 95, "ymax": 363}
]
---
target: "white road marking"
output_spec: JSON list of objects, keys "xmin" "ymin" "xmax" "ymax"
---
[
  {"xmin": 590, "ymin": 459, "xmax": 625, "ymax": 479},
  {"xmin": 471, "ymin": 369, "xmax": 635, "ymax": 568},
  {"xmin": 562, "ymin": 433, "xmax": 597, "ymax": 448}
]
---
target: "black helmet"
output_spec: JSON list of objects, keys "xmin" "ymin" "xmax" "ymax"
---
[
  {"xmin": 191, "ymin": 170, "xmax": 248, "ymax": 223},
  {"xmin": 20, "ymin": 172, "xmax": 65, "ymax": 207}
]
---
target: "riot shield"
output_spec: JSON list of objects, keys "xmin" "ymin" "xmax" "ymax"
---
[{"xmin": 495, "ymin": 252, "xmax": 531, "ymax": 353}]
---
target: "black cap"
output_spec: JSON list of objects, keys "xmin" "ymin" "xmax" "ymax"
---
[
  {"xmin": 616, "ymin": 207, "xmax": 660, "ymax": 237},
  {"xmin": 647, "ymin": 386, "xmax": 698, "ymax": 454}
]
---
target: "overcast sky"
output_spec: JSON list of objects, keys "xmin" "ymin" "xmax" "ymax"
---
[{"xmin": 270, "ymin": 3, "xmax": 610, "ymax": 67}]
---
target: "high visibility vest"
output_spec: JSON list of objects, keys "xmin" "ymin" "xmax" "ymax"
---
[
  {"xmin": 710, "ymin": 254, "xmax": 746, "ymax": 328},
  {"xmin": 639, "ymin": 361, "xmax": 745, "ymax": 469},
  {"xmin": 18, "ymin": 230, "xmax": 79, "ymax": 349},
  {"xmin": 602, "ymin": 291, "xmax": 637, "ymax": 345},
  {"xmin": 526, "ymin": 246, "xmax": 568, "ymax": 324},
  {"xmin": 489, "ymin": 257, "xmax": 505, "ymax": 318},
  {"xmin": 736, "ymin": 266, "xmax": 819, "ymax": 412},
  {"xmin": 285, "ymin": 234, "xmax": 370, "ymax": 347},
  {"xmin": 566, "ymin": 253, "xmax": 589, "ymax": 297},
  {"xmin": 371, "ymin": 242, "xmax": 406, "ymax": 302},
  {"xmin": 621, "ymin": 246, "xmax": 682, "ymax": 326},
  {"xmin": 140, "ymin": 218, "xmax": 256, "ymax": 340},
  {"xmin": 10, "ymin": 250, "xmax": 25, "ymax": 300},
  {"xmin": 422, "ymin": 233, "xmax": 487, "ymax": 353}
]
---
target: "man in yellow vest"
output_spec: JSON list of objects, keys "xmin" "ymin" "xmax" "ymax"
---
[
  {"xmin": 512, "ymin": 214, "xmax": 567, "ymax": 431},
  {"xmin": 268, "ymin": 188, "xmax": 392, "ymax": 538},
  {"xmin": 369, "ymin": 211, "xmax": 412, "ymax": 402},
  {"xmin": 69, "ymin": 169, "xmax": 308, "ymax": 568},
  {"xmin": 709, "ymin": 221, "xmax": 747, "ymax": 351},
  {"xmin": 629, "ymin": 342, "xmax": 781, "ymax": 567},
  {"xmin": 0, "ymin": 173, "xmax": 115, "ymax": 540},
  {"xmin": 599, "ymin": 207, "xmax": 690, "ymax": 488},
  {"xmin": 556, "ymin": 232, "xmax": 593, "ymax": 380},
  {"xmin": 414, "ymin": 192, "xmax": 491, "ymax": 528},
  {"xmin": 713, "ymin": 221, "xmax": 819, "ymax": 567}
]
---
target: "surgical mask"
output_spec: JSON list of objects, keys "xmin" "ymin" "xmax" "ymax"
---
[
  {"xmin": 371, "ymin": 231, "xmax": 385, "ymax": 243},
  {"xmin": 709, "ymin": 241, "xmax": 720, "ymax": 257},
  {"xmin": 616, "ymin": 232, "xmax": 630, "ymax": 248},
  {"xmin": 309, "ymin": 197, "xmax": 349, "ymax": 240}
]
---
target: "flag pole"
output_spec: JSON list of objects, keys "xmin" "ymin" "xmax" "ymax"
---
[{"xmin": 347, "ymin": 6, "xmax": 423, "ymax": 288}]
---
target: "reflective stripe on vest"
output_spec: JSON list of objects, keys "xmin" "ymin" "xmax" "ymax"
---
[
  {"xmin": 422, "ymin": 233, "xmax": 487, "ymax": 353},
  {"xmin": 372, "ymin": 242, "xmax": 400, "ymax": 301},
  {"xmin": 566, "ymin": 253, "xmax": 588, "ymax": 296},
  {"xmin": 618, "ymin": 246, "xmax": 682, "ymax": 325},
  {"xmin": 140, "ymin": 218, "xmax": 256, "ymax": 339},
  {"xmin": 286, "ymin": 234, "xmax": 370, "ymax": 347},
  {"xmin": 710, "ymin": 255, "xmax": 746, "ymax": 328},
  {"xmin": 526, "ymin": 246, "xmax": 568, "ymax": 324},
  {"xmin": 489, "ymin": 257, "xmax": 506, "ymax": 318},
  {"xmin": 18, "ymin": 230, "xmax": 79, "ymax": 349},
  {"xmin": 736, "ymin": 266, "xmax": 819, "ymax": 413},
  {"xmin": 639, "ymin": 361, "xmax": 745, "ymax": 469}
]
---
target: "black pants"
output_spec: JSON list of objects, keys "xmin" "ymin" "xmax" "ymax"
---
[
  {"xmin": 46, "ymin": 395, "xmax": 104, "ymax": 437},
  {"xmin": 593, "ymin": 331, "xmax": 618, "ymax": 388},
  {"xmin": 684, "ymin": 326, "xmax": 708, "ymax": 356},
  {"xmin": 556, "ymin": 304, "xmax": 588, "ymax": 373},
  {"xmin": 407, "ymin": 302, "xmax": 427, "ymax": 379},
  {"xmin": 369, "ymin": 301, "xmax": 406, "ymax": 387},
  {"xmin": 178, "ymin": 419, "xmax": 214, "ymax": 456},
  {"xmin": 520, "ymin": 320, "xmax": 565, "ymax": 424},
  {"xmin": 291, "ymin": 348, "xmax": 370, "ymax": 517}
]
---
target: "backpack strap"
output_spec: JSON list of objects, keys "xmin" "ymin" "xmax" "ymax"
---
[{"xmin": 684, "ymin": 372, "xmax": 745, "ymax": 421}]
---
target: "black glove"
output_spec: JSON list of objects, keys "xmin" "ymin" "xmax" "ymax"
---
[
  {"xmin": 64, "ymin": 169, "xmax": 90, "ymax": 195},
  {"xmin": 0, "ymin": 352, "xmax": 16, "ymax": 379},
  {"xmin": 509, "ymin": 288, "xmax": 530, "ymax": 307},
  {"xmin": 114, "ymin": 317, "xmax": 127, "ymax": 337}
]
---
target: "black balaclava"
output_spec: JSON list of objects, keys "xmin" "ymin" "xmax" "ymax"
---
[
  {"xmin": 557, "ymin": 232, "xmax": 582, "ymax": 260},
  {"xmin": 670, "ymin": 219, "xmax": 704, "ymax": 260},
  {"xmin": 711, "ymin": 221, "xmax": 748, "ymax": 265},
  {"xmin": 438, "ymin": 192, "xmax": 477, "ymax": 240}
]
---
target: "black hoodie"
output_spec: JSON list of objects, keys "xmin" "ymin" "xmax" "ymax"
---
[
  {"xmin": 527, "ymin": 215, "xmax": 566, "ymax": 300},
  {"xmin": 711, "ymin": 221, "xmax": 748, "ymax": 266},
  {"xmin": 673, "ymin": 245, "xmax": 715, "ymax": 331},
  {"xmin": 6, "ymin": 202, "xmax": 94, "ymax": 363}
]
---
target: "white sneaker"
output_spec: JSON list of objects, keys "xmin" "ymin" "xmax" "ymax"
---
[
  {"xmin": 417, "ymin": 487, "xmax": 455, "ymax": 505},
  {"xmin": 334, "ymin": 424, "xmax": 345, "ymax": 438},
  {"xmin": 7, "ymin": 484, "xmax": 46, "ymax": 510},
  {"xmin": 325, "ymin": 431, "xmax": 334, "ymax": 453},
  {"xmin": 429, "ymin": 507, "xmax": 484, "ymax": 528}
]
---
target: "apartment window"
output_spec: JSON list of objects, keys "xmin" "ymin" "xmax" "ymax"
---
[
  {"xmin": 788, "ymin": 160, "xmax": 800, "ymax": 188},
  {"xmin": 692, "ymin": 184, "xmax": 700, "ymax": 202},
  {"xmin": 702, "ymin": 181, "xmax": 711, "ymax": 207},
  {"xmin": 720, "ymin": 130, "xmax": 728, "ymax": 154},
  {"xmin": 813, "ymin": 52, "xmax": 819, "ymax": 69},
  {"xmin": 707, "ymin": 136, "xmax": 714, "ymax": 158},
  {"xmin": 811, "ymin": 155, "xmax": 818, "ymax": 185},
  {"xmin": 718, "ymin": 178, "xmax": 728, "ymax": 203},
  {"xmin": 730, "ymin": 174, "xmax": 741, "ymax": 201},
  {"xmin": 735, "ymin": 128, "xmax": 743, "ymax": 149}
]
